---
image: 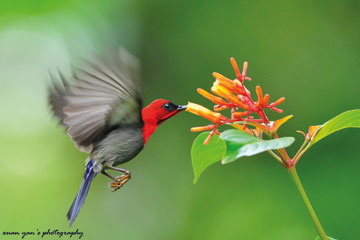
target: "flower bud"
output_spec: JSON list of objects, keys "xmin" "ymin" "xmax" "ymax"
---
[
  {"xmin": 242, "ymin": 61, "xmax": 248, "ymax": 77},
  {"xmin": 214, "ymin": 105, "xmax": 231, "ymax": 111},
  {"xmin": 197, "ymin": 88, "xmax": 228, "ymax": 105},
  {"xmin": 233, "ymin": 111, "xmax": 250, "ymax": 119},
  {"xmin": 256, "ymin": 86, "xmax": 264, "ymax": 106},
  {"xmin": 203, "ymin": 132, "xmax": 213, "ymax": 145},
  {"xmin": 191, "ymin": 125, "xmax": 216, "ymax": 132},
  {"xmin": 263, "ymin": 94, "xmax": 270, "ymax": 107},
  {"xmin": 212, "ymin": 72, "xmax": 232, "ymax": 82},
  {"xmin": 269, "ymin": 97, "xmax": 285, "ymax": 108},
  {"xmin": 230, "ymin": 57, "xmax": 242, "ymax": 81}
]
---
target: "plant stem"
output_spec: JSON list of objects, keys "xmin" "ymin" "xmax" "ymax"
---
[
  {"xmin": 288, "ymin": 167, "xmax": 327, "ymax": 240},
  {"xmin": 267, "ymin": 150, "xmax": 283, "ymax": 165},
  {"xmin": 293, "ymin": 143, "xmax": 311, "ymax": 165},
  {"xmin": 292, "ymin": 139, "xmax": 308, "ymax": 162}
]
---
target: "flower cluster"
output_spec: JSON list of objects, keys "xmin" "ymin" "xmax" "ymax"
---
[{"xmin": 187, "ymin": 58, "xmax": 289, "ymax": 144}]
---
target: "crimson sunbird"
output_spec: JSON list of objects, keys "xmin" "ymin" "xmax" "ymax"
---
[{"xmin": 48, "ymin": 48, "xmax": 186, "ymax": 226}]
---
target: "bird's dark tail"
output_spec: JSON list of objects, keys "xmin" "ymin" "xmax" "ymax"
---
[{"xmin": 67, "ymin": 158, "xmax": 96, "ymax": 226}]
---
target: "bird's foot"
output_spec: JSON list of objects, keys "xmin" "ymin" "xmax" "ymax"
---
[{"xmin": 109, "ymin": 174, "xmax": 131, "ymax": 192}]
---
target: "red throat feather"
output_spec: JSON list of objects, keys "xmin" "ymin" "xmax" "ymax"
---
[{"xmin": 141, "ymin": 99, "xmax": 182, "ymax": 145}]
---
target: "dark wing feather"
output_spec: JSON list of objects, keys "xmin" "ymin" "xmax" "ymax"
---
[
  {"xmin": 48, "ymin": 48, "xmax": 143, "ymax": 153},
  {"xmin": 48, "ymin": 71, "xmax": 68, "ymax": 122}
]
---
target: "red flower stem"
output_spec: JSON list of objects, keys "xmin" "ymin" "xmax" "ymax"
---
[
  {"xmin": 243, "ymin": 92, "xmax": 255, "ymax": 105},
  {"xmin": 241, "ymin": 118, "xmax": 264, "ymax": 122},
  {"xmin": 274, "ymin": 133, "xmax": 292, "ymax": 167},
  {"xmin": 225, "ymin": 119, "xmax": 248, "ymax": 124},
  {"xmin": 257, "ymin": 110, "xmax": 270, "ymax": 124},
  {"xmin": 274, "ymin": 149, "xmax": 289, "ymax": 167}
]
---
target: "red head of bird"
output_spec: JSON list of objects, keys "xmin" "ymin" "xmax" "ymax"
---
[{"xmin": 142, "ymin": 99, "xmax": 186, "ymax": 144}]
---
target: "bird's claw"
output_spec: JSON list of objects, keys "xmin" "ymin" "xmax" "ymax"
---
[{"xmin": 109, "ymin": 174, "xmax": 131, "ymax": 192}]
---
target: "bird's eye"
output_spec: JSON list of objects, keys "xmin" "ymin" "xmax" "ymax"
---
[
  {"xmin": 163, "ymin": 102, "xmax": 176, "ymax": 111},
  {"xmin": 164, "ymin": 103, "xmax": 171, "ymax": 110}
]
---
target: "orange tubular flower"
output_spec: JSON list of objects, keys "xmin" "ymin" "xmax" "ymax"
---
[
  {"xmin": 256, "ymin": 86, "xmax": 264, "ymax": 106},
  {"xmin": 197, "ymin": 88, "xmax": 228, "ymax": 105},
  {"xmin": 232, "ymin": 111, "xmax": 251, "ymax": 119},
  {"xmin": 213, "ymin": 72, "xmax": 244, "ymax": 95},
  {"xmin": 212, "ymin": 72, "xmax": 233, "ymax": 82},
  {"xmin": 242, "ymin": 61, "xmax": 248, "ymax": 77},
  {"xmin": 214, "ymin": 105, "xmax": 232, "ymax": 111},
  {"xmin": 191, "ymin": 125, "xmax": 216, "ymax": 132},
  {"xmin": 263, "ymin": 94, "xmax": 270, "ymax": 107},
  {"xmin": 186, "ymin": 102, "xmax": 227, "ymax": 124},
  {"xmin": 203, "ymin": 131, "xmax": 215, "ymax": 145},
  {"xmin": 269, "ymin": 97, "xmax": 286, "ymax": 108},
  {"xmin": 211, "ymin": 83, "xmax": 250, "ymax": 110},
  {"xmin": 186, "ymin": 57, "xmax": 288, "ymax": 144},
  {"xmin": 271, "ymin": 107, "xmax": 283, "ymax": 113},
  {"xmin": 230, "ymin": 57, "xmax": 242, "ymax": 81}
]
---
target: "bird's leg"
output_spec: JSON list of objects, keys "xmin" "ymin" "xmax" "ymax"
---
[
  {"xmin": 101, "ymin": 170, "xmax": 117, "ymax": 181},
  {"xmin": 102, "ymin": 165, "xmax": 131, "ymax": 192}
]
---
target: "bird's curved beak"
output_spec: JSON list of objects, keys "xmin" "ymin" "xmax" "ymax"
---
[
  {"xmin": 176, "ymin": 105, "xmax": 187, "ymax": 111},
  {"xmin": 157, "ymin": 104, "xmax": 187, "ymax": 125}
]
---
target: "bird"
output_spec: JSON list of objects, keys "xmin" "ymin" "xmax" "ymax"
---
[{"xmin": 48, "ymin": 48, "xmax": 186, "ymax": 226}]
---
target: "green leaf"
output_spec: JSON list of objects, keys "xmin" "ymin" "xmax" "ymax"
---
[
  {"xmin": 314, "ymin": 236, "xmax": 337, "ymax": 240},
  {"xmin": 191, "ymin": 132, "xmax": 226, "ymax": 183},
  {"xmin": 220, "ymin": 129, "xmax": 295, "ymax": 164},
  {"xmin": 310, "ymin": 109, "xmax": 360, "ymax": 147},
  {"xmin": 220, "ymin": 129, "xmax": 259, "ymax": 144}
]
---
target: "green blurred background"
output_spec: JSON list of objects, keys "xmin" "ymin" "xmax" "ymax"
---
[{"xmin": 0, "ymin": 0, "xmax": 359, "ymax": 239}]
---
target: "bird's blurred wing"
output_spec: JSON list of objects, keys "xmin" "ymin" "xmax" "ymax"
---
[{"xmin": 48, "ymin": 48, "xmax": 143, "ymax": 153}]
